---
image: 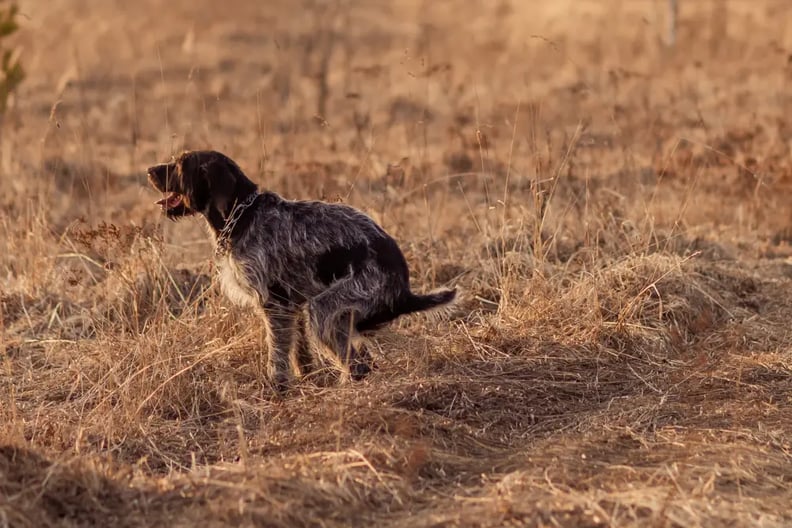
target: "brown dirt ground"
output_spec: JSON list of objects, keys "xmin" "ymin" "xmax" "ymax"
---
[{"xmin": 1, "ymin": 1, "xmax": 792, "ymax": 526}]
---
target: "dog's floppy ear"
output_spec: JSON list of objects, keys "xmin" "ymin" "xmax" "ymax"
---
[
  {"xmin": 204, "ymin": 156, "xmax": 239, "ymax": 217},
  {"xmin": 177, "ymin": 150, "xmax": 241, "ymax": 218},
  {"xmin": 177, "ymin": 151, "xmax": 211, "ymax": 214}
]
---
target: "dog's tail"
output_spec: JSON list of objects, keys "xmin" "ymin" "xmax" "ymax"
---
[
  {"xmin": 398, "ymin": 288, "xmax": 457, "ymax": 315},
  {"xmin": 355, "ymin": 288, "xmax": 458, "ymax": 333}
]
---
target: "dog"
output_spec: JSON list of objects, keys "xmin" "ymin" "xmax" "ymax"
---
[{"xmin": 147, "ymin": 150, "xmax": 456, "ymax": 392}]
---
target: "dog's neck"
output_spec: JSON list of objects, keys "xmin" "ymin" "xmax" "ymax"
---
[
  {"xmin": 204, "ymin": 179, "xmax": 259, "ymax": 237},
  {"xmin": 212, "ymin": 191, "xmax": 260, "ymax": 257}
]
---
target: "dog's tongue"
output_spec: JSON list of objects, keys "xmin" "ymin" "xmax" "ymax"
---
[{"xmin": 156, "ymin": 193, "xmax": 182, "ymax": 209}]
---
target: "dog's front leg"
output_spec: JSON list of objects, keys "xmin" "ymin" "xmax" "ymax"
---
[
  {"xmin": 262, "ymin": 304, "xmax": 298, "ymax": 394},
  {"xmin": 292, "ymin": 308, "xmax": 318, "ymax": 377}
]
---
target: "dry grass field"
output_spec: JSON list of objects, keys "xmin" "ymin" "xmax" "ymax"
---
[{"xmin": 2, "ymin": 0, "xmax": 792, "ymax": 526}]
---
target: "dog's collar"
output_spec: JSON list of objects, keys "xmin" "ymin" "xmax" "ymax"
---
[{"xmin": 215, "ymin": 192, "xmax": 259, "ymax": 256}]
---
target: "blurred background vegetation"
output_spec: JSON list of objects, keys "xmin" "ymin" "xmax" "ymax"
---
[{"xmin": 0, "ymin": 2, "xmax": 22, "ymax": 115}]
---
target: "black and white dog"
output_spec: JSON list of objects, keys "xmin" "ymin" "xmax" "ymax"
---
[{"xmin": 147, "ymin": 150, "xmax": 456, "ymax": 392}]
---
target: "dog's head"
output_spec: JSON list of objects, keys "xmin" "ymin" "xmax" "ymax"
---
[{"xmin": 147, "ymin": 150, "xmax": 257, "ymax": 223}]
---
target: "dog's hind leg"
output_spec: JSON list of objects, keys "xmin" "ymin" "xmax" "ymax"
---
[
  {"xmin": 330, "ymin": 310, "xmax": 371, "ymax": 381},
  {"xmin": 307, "ymin": 280, "xmax": 374, "ymax": 381}
]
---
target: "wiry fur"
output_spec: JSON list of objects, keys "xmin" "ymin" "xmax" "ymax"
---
[{"xmin": 147, "ymin": 150, "xmax": 457, "ymax": 392}]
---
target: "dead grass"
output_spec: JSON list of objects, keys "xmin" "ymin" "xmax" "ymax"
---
[{"xmin": 1, "ymin": 0, "xmax": 792, "ymax": 526}]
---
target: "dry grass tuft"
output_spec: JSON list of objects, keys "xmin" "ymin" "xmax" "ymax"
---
[{"xmin": 2, "ymin": 0, "xmax": 792, "ymax": 526}]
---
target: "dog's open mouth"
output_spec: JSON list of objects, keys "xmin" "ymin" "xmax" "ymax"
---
[{"xmin": 156, "ymin": 192, "xmax": 183, "ymax": 211}]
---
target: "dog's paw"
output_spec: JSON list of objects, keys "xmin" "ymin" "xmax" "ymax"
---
[
  {"xmin": 270, "ymin": 372, "xmax": 292, "ymax": 396},
  {"xmin": 349, "ymin": 361, "xmax": 371, "ymax": 382}
]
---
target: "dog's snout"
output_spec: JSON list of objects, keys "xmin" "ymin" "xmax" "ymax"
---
[
  {"xmin": 147, "ymin": 164, "xmax": 165, "ymax": 177},
  {"xmin": 147, "ymin": 163, "xmax": 174, "ymax": 193}
]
